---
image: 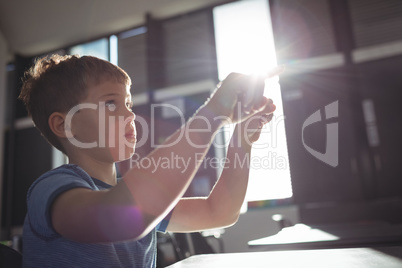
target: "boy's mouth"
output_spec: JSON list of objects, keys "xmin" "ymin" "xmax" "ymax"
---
[{"xmin": 125, "ymin": 129, "xmax": 136, "ymax": 141}]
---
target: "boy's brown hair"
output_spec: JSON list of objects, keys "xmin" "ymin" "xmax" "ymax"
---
[{"xmin": 19, "ymin": 54, "xmax": 131, "ymax": 153}]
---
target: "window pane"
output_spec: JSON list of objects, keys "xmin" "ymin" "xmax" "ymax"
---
[
  {"xmin": 117, "ymin": 28, "xmax": 148, "ymax": 93},
  {"xmin": 213, "ymin": 0, "xmax": 293, "ymax": 201},
  {"xmin": 70, "ymin": 38, "xmax": 109, "ymax": 61}
]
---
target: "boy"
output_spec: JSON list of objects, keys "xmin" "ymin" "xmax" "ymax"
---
[{"xmin": 19, "ymin": 54, "xmax": 279, "ymax": 267}]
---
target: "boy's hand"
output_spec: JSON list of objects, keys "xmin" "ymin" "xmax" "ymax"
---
[
  {"xmin": 205, "ymin": 66, "xmax": 284, "ymax": 125},
  {"xmin": 235, "ymin": 97, "xmax": 276, "ymax": 144},
  {"xmin": 205, "ymin": 73, "xmax": 264, "ymax": 124}
]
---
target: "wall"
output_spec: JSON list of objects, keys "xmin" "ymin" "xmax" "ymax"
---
[{"xmin": 0, "ymin": 30, "xmax": 7, "ymax": 231}]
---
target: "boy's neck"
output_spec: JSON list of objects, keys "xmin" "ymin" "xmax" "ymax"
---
[{"xmin": 68, "ymin": 155, "xmax": 117, "ymax": 186}]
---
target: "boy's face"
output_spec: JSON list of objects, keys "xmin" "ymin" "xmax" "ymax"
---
[{"xmin": 67, "ymin": 81, "xmax": 136, "ymax": 162}]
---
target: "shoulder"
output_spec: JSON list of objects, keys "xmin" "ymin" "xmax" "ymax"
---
[
  {"xmin": 25, "ymin": 164, "xmax": 101, "ymax": 239},
  {"xmin": 28, "ymin": 164, "xmax": 98, "ymax": 196},
  {"xmin": 26, "ymin": 164, "xmax": 99, "ymax": 217}
]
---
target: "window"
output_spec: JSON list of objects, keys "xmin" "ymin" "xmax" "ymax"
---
[
  {"xmin": 213, "ymin": 0, "xmax": 292, "ymax": 202},
  {"xmin": 116, "ymin": 27, "xmax": 148, "ymax": 93},
  {"xmin": 69, "ymin": 38, "xmax": 109, "ymax": 61}
]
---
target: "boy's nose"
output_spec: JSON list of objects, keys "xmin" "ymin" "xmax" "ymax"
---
[
  {"xmin": 124, "ymin": 111, "xmax": 136, "ymax": 129},
  {"xmin": 126, "ymin": 108, "xmax": 135, "ymax": 120},
  {"xmin": 128, "ymin": 112, "xmax": 135, "ymax": 124}
]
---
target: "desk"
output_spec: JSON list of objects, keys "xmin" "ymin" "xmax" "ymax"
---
[
  {"xmin": 167, "ymin": 246, "xmax": 402, "ymax": 268},
  {"xmin": 248, "ymin": 222, "xmax": 402, "ymax": 250}
]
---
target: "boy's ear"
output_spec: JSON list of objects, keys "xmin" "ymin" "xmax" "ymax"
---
[{"xmin": 48, "ymin": 112, "xmax": 72, "ymax": 138}]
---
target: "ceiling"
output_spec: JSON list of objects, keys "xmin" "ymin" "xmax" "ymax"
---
[{"xmin": 0, "ymin": 0, "xmax": 228, "ymax": 57}]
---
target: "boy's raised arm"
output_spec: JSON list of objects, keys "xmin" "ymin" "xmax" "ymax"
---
[
  {"xmin": 51, "ymin": 73, "xmax": 270, "ymax": 243},
  {"xmin": 115, "ymin": 73, "xmax": 269, "ymax": 236},
  {"xmin": 165, "ymin": 98, "xmax": 275, "ymax": 232}
]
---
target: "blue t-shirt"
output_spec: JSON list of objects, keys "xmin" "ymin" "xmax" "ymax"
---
[{"xmin": 23, "ymin": 164, "xmax": 170, "ymax": 268}]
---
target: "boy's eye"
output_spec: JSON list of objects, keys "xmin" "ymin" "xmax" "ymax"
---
[
  {"xmin": 105, "ymin": 101, "xmax": 116, "ymax": 111},
  {"xmin": 126, "ymin": 102, "xmax": 133, "ymax": 111}
]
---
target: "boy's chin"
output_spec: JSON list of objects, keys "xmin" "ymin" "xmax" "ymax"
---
[{"xmin": 113, "ymin": 149, "xmax": 136, "ymax": 162}]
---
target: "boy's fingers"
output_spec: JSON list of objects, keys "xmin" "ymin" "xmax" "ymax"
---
[
  {"xmin": 264, "ymin": 65, "xmax": 285, "ymax": 79},
  {"xmin": 244, "ymin": 65, "xmax": 284, "ymax": 113},
  {"xmin": 256, "ymin": 113, "xmax": 274, "ymax": 131},
  {"xmin": 241, "ymin": 76, "xmax": 265, "ymax": 114},
  {"xmin": 254, "ymin": 97, "xmax": 275, "ymax": 114},
  {"xmin": 249, "ymin": 65, "xmax": 284, "ymax": 113},
  {"xmin": 225, "ymin": 68, "xmax": 281, "ymax": 120},
  {"xmin": 251, "ymin": 76, "xmax": 266, "ymax": 110},
  {"xmin": 261, "ymin": 113, "xmax": 274, "ymax": 124},
  {"xmin": 255, "ymin": 96, "xmax": 269, "ymax": 112},
  {"xmin": 262, "ymin": 100, "xmax": 275, "ymax": 114}
]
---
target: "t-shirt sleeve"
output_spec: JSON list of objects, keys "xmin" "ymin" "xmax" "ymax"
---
[
  {"xmin": 156, "ymin": 209, "xmax": 174, "ymax": 233},
  {"xmin": 26, "ymin": 171, "xmax": 94, "ymax": 239}
]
